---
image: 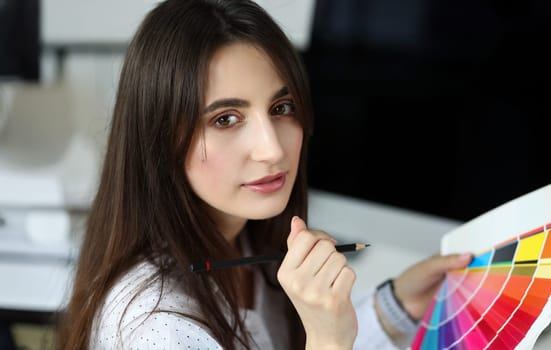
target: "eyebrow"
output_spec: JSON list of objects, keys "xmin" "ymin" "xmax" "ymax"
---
[{"xmin": 203, "ymin": 86, "xmax": 290, "ymax": 114}]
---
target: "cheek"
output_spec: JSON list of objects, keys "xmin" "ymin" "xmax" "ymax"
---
[
  {"xmin": 284, "ymin": 126, "xmax": 304, "ymax": 164},
  {"xmin": 185, "ymin": 136, "xmax": 238, "ymax": 187},
  {"xmin": 184, "ymin": 137, "xmax": 203, "ymax": 177}
]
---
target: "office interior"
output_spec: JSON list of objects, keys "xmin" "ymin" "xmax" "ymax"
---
[{"xmin": 1, "ymin": 0, "xmax": 550, "ymax": 349}]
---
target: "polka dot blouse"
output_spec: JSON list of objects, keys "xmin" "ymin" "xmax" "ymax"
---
[{"xmin": 89, "ymin": 261, "xmax": 289, "ymax": 349}]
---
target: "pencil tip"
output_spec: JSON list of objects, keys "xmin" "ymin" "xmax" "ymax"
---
[{"xmin": 356, "ymin": 243, "xmax": 370, "ymax": 250}]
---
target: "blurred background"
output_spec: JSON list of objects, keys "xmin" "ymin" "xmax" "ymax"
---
[
  {"xmin": 304, "ymin": 0, "xmax": 551, "ymax": 222},
  {"xmin": 1, "ymin": 0, "xmax": 550, "ymax": 348}
]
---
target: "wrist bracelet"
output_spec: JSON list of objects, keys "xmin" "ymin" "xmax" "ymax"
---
[{"xmin": 376, "ymin": 279, "xmax": 419, "ymax": 335}]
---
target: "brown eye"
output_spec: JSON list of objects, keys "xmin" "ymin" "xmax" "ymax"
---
[
  {"xmin": 214, "ymin": 114, "xmax": 239, "ymax": 128},
  {"xmin": 271, "ymin": 102, "xmax": 295, "ymax": 116}
]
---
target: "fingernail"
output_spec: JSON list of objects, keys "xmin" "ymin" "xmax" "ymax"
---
[
  {"xmin": 458, "ymin": 253, "xmax": 473, "ymax": 263},
  {"xmin": 291, "ymin": 216, "xmax": 299, "ymax": 224}
]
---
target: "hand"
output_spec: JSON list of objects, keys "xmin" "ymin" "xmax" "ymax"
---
[
  {"xmin": 277, "ymin": 216, "xmax": 358, "ymax": 350},
  {"xmin": 393, "ymin": 253, "xmax": 472, "ymax": 320}
]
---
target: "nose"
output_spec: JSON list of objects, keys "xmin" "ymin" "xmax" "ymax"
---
[{"xmin": 249, "ymin": 115, "xmax": 285, "ymax": 163}]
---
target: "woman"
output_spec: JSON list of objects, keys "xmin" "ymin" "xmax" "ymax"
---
[{"xmin": 57, "ymin": 1, "xmax": 471, "ymax": 349}]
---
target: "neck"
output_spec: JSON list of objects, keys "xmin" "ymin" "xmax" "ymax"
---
[{"xmin": 218, "ymin": 217, "xmax": 247, "ymax": 250}]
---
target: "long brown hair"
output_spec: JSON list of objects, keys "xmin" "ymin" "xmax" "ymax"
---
[{"xmin": 57, "ymin": 0, "xmax": 313, "ymax": 349}]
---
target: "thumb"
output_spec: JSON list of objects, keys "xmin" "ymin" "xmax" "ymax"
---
[
  {"xmin": 444, "ymin": 252, "xmax": 473, "ymax": 270},
  {"xmin": 427, "ymin": 253, "xmax": 473, "ymax": 276},
  {"xmin": 450, "ymin": 252, "xmax": 474, "ymax": 269},
  {"xmin": 287, "ymin": 216, "xmax": 307, "ymax": 247}
]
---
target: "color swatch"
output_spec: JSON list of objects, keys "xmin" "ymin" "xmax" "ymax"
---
[
  {"xmin": 411, "ymin": 224, "xmax": 551, "ymax": 349},
  {"xmin": 410, "ymin": 184, "xmax": 551, "ymax": 350}
]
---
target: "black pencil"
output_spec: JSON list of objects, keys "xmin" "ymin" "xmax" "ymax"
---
[{"xmin": 190, "ymin": 243, "xmax": 369, "ymax": 272}]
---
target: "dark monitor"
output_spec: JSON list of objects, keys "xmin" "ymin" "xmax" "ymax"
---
[
  {"xmin": 0, "ymin": 0, "xmax": 40, "ymax": 81},
  {"xmin": 304, "ymin": 0, "xmax": 551, "ymax": 222}
]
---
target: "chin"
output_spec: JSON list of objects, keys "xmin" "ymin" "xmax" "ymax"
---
[
  {"xmin": 247, "ymin": 208, "xmax": 286, "ymax": 220},
  {"xmin": 246, "ymin": 199, "xmax": 289, "ymax": 220}
]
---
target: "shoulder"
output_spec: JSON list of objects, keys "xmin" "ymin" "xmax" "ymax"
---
[
  {"xmin": 91, "ymin": 261, "xmax": 221, "ymax": 349},
  {"xmin": 105, "ymin": 312, "xmax": 222, "ymax": 349}
]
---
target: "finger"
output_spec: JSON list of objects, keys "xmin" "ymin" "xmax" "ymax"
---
[
  {"xmin": 287, "ymin": 216, "xmax": 307, "ymax": 247},
  {"xmin": 331, "ymin": 266, "xmax": 356, "ymax": 298},
  {"xmin": 423, "ymin": 253, "xmax": 473, "ymax": 277},
  {"xmin": 283, "ymin": 228, "xmax": 336, "ymax": 269},
  {"xmin": 287, "ymin": 216, "xmax": 336, "ymax": 247},
  {"xmin": 314, "ymin": 251, "xmax": 348, "ymax": 288},
  {"xmin": 450, "ymin": 252, "xmax": 473, "ymax": 269},
  {"xmin": 296, "ymin": 239, "xmax": 338, "ymax": 278},
  {"xmin": 399, "ymin": 253, "xmax": 473, "ymax": 296}
]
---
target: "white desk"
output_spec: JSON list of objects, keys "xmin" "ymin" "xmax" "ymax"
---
[
  {"xmin": 0, "ymin": 241, "xmax": 76, "ymax": 322},
  {"xmin": 308, "ymin": 189, "xmax": 460, "ymax": 294},
  {"xmin": 0, "ymin": 261, "xmax": 74, "ymax": 314},
  {"xmin": 1, "ymin": 189, "xmax": 550, "ymax": 347}
]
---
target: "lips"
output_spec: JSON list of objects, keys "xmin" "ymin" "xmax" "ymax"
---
[{"xmin": 242, "ymin": 172, "xmax": 287, "ymax": 193}]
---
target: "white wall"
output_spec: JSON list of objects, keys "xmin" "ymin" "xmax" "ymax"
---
[
  {"xmin": 42, "ymin": 0, "xmax": 161, "ymax": 45},
  {"xmin": 42, "ymin": 0, "xmax": 315, "ymax": 49}
]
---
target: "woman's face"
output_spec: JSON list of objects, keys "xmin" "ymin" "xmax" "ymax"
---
[{"xmin": 185, "ymin": 42, "xmax": 303, "ymax": 237}]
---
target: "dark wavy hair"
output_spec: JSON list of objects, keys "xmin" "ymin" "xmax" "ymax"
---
[{"xmin": 57, "ymin": 0, "xmax": 313, "ymax": 349}]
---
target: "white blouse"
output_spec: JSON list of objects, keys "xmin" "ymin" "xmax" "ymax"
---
[{"xmin": 91, "ymin": 261, "xmax": 403, "ymax": 350}]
